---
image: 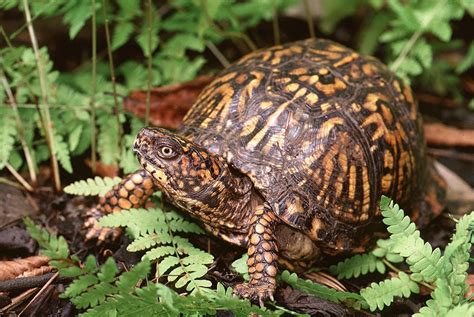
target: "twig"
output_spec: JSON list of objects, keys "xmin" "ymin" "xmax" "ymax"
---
[
  {"xmin": 102, "ymin": 0, "xmax": 123, "ymax": 149},
  {"xmin": 206, "ymin": 41, "xmax": 230, "ymax": 68},
  {"xmin": 0, "ymin": 177, "xmax": 25, "ymax": 191},
  {"xmin": 302, "ymin": 0, "xmax": 315, "ymax": 39},
  {"xmin": 199, "ymin": 0, "xmax": 257, "ymax": 51},
  {"xmin": 145, "ymin": 0, "xmax": 153, "ymax": 126},
  {"xmin": 90, "ymin": 0, "xmax": 97, "ymax": 173},
  {"xmin": 390, "ymin": 0, "xmax": 447, "ymax": 72},
  {"xmin": 22, "ymin": 0, "xmax": 61, "ymax": 191},
  {"xmin": 19, "ymin": 272, "xmax": 59, "ymax": 316},
  {"xmin": 5, "ymin": 163, "xmax": 33, "ymax": 192},
  {"xmin": 0, "ymin": 70, "xmax": 37, "ymax": 185},
  {"xmin": 272, "ymin": 0, "xmax": 280, "ymax": 45},
  {"xmin": 0, "ymin": 288, "xmax": 37, "ymax": 313}
]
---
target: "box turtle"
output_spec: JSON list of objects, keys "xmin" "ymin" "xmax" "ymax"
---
[{"xmin": 90, "ymin": 39, "xmax": 446, "ymax": 304}]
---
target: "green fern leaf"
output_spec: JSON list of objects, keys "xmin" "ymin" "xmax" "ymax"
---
[
  {"xmin": 112, "ymin": 22, "xmax": 135, "ymax": 50},
  {"xmin": 62, "ymin": 274, "xmax": 99, "ymax": 298},
  {"xmin": 445, "ymin": 303, "xmax": 474, "ymax": 317},
  {"xmin": 329, "ymin": 253, "xmax": 385, "ymax": 279},
  {"xmin": 98, "ymin": 208, "xmax": 165, "ymax": 237},
  {"xmin": 116, "ymin": 260, "xmax": 151, "ymax": 293},
  {"xmin": 52, "ymin": 132, "xmax": 73, "ymax": 173},
  {"xmin": 64, "ymin": 176, "xmax": 122, "ymax": 196},
  {"xmin": 380, "ymin": 196, "xmax": 444, "ymax": 283},
  {"xmin": 142, "ymin": 245, "xmax": 175, "ymax": 260},
  {"xmin": 360, "ymin": 271, "xmax": 419, "ymax": 311},
  {"xmin": 0, "ymin": 108, "xmax": 16, "ymax": 169},
  {"xmin": 127, "ymin": 233, "xmax": 172, "ymax": 252},
  {"xmin": 23, "ymin": 217, "xmax": 69, "ymax": 260},
  {"xmin": 97, "ymin": 115, "xmax": 120, "ymax": 165}
]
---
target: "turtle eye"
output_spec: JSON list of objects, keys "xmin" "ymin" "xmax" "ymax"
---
[{"xmin": 159, "ymin": 146, "xmax": 177, "ymax": 159}]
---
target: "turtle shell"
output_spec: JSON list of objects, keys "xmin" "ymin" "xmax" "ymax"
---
[{"xmin": 178, "ymin": 39, "xmax": 430, "ymax": 253}]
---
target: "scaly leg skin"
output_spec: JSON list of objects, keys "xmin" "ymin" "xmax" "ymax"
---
[
  {"xmin": 84, "ymin": 169, "xmax": 155, "ymax": 241},
  {"xmin": 233, "ymin": 203, "xmax": 279, "ymax": 306}
]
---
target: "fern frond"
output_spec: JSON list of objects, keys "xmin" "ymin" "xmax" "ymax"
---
[
  {"xmin": 414, "ymin": 278, "xmax": 452, "ymax": 316},
  {"xmin": 112, "ymin": 22, "xmax": 134, "ymax": 50},
  {"xmin": 97, "ymin": 115, "xmax": 120, "ymax": 165},
  {"xmin": 53, "ymin": 132, "xmax": 73, "ymax": 173},
  {"xmin": 360, "ymin": 271, "xmax": 419, "ymax": 311},
  {"xmin": 23, "ymin": 217, "xmax": 69, "ymax": 260},
  {"xmin": 445, "ymin": 303, "xmax": 474, "ymax": 317},
  {"xmin": 329, "ymin": 253, "xmax": 385, "ymax": 279},
  {"xmin": 98, "ymin": 208, "xmax": 165, "ymax": 237},
  {"xmin": 64, "ymin": 176, "xmax": 122, "ymax": 196},
  {"xmin": 0, "ymin": 108, "xmax": 16, "ymax": 169},
  {"xmin": 279, "ymin": 270, "xmax": 367, "ymax": 310},
  {"xmin": 444, "ymin": 212, "xmax": 474, "ymax": 305},
  {"xmin": 380, "ymin": 196, "xmax": 444, "ymax": 283}
]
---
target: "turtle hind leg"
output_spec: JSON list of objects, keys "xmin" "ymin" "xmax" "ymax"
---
[{"xmin": 411, "ymin": 162, "xmax": 447, "ymax": 227}]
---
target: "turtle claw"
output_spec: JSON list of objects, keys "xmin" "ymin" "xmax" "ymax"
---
[{"xmin": 233, "ymin": 282, "xmax": 276, "ymax": 307}]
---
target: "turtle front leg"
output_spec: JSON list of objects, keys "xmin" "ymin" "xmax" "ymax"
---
[
  {"xmin": 84, "ymin": 169, "xmax": 155, "ymax": 241},
  {"xmin": 234, "ymin": 203, "xmax": 279, "ymax": 306}
]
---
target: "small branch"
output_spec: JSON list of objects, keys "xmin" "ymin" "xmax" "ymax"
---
[
  {"xmin": 22, "ymin": 0, "xmax": 61, "ymax": 191},
  {"xmin": 19, "ymin": 272, "xmax": 59, "ymax": 316},
  {"xmin": 302, "ymin": 0, "xmax": 315, "ymax": 39},
  {"xmin": 390, "ymin": 0, "xmax": 447, "ymax": 72},
  {"xmin": 272, "ymin": 0, "xmax": 280, "ymax": 45},
  {"xmin": 145, "ymin": 0, "xmax": 153, "ymax": 126},
  {"xmin": 0, "ymin": 70, "xmax": 37, "ymax": 184},
  {"xmin": 90, "ymin": 0, "xmax": 97, "ymax": 173},
  {"xmin": 199, "ymin": 0, "xmax": 257, "ymax": 51},
  {"xmin": 5, "ymin": 163, "xmax": 34, "ymax": 192},
  {"xmin": 206, "ymin": 41, "xmax": 230, "ymax": 68},
  {"xmin": 102, "ymin": 0, "xmax": 123, "ymax": 149}
]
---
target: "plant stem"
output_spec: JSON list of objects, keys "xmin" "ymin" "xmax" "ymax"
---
[
  {"xmin": 272, "ymin": 0, "xmax": 280, "ymax": 45},
  {"xmin": 22, "ymin": 0, "xmax": 61, "ymax": 191},
  {"xmin": 302, "ymin": 0, "xmax": 315, "ymax": 39},
  {"xmin": 90, "ymin": 0, "xmax": 97, "ymax": 173},
  {"xmin": 199, "ymin": 0, "xmax": 257, "ymax": 51},
  {"xmin": 102, "ymin": 0, "xmax": 123, "ymax": 150},
  {"xmin": 0, "ymin": 71, "xmax": 37, "ymax": 185},
  {"xmin": 382, "ymin": 259, "xmax": 435, "ymax": 290},
  {"xmin": 145, "ymin": 0, "xmax": 153, "ymax": 126},
  {"xmin": 390, "ymin": 0, "xmax": 447, "ymax": 72},
  {"xmin": 206, "ymin": 41, "xmax": 230, "ymax": 68},
  {"xmin": 5, "ymin": 163, "xmax": 33, "ymax": 192}
]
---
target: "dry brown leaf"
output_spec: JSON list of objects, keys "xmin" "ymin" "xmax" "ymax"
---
[
  {"xmin": 0, "ymin": 256, "xmax": 50, "ymax": 281},
  {"xmin": 124, "ymin": 75, "xmax": 214, "ymax": 129}
]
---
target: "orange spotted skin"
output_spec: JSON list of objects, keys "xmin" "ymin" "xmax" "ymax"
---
[{"xmin": 93, "ymin": 39, "xmax": 446, "ymax": 303}]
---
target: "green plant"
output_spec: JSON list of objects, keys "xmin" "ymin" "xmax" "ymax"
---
[
  {"xmin": 0, "ymin": 0, "xmax": 297, "ymax": 190},
  {"xmin": 321, "ymin": 0, "xmax": 473, "ymax": 98}
]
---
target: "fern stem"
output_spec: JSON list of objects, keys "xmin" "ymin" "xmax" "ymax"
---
[
  {"xmin": 162, "ymin": 209, "xmax": 202, "ymax": 293},
  {"xmin": 90, "ymin": 0, "xmax": 97, "ymax": 173},
  {"xmin": 302, "ymin": 0, "xmax": 315, "ymax": 39},
  {"xmin": 102, "ymin": 0, "xmax": 123, "ymax": 151},
  {"xmin": 382, "ymin": 259, "xmax": 435, "ymax": 291},
  {"xmin": 0, "ymin": 70, "xmax": 38, "ymax": 185},
  {"xmin": 271, "ymin": 0, "xmax": 280, "ymax": 45},
  {"xmin": 22, "ymin": 0, "xmax": 61, "ymax": 191},
  {"xmin": 5, "ymin": 163, "xmax": 33, "ymax": 192},
  {"xmin": 0, "ymin": 26, "xmax": 13, "ymax": 47},
  {"xmin": 145, "ymin": 0, "xmax": 153, "ymax": 126},
  {"xmin": 206, "ymin": 41, "xmax": 230, "ymax": 68},
  {"xmin": 390, "ymin": 0, "xmax": 447, "ymax": 72}
]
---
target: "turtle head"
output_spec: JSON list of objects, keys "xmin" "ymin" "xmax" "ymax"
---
[
  {"xmin": 133, "ymin": 127, "xmax": 224, "ymax": 195},
  {"xmin": 133, "ymin": 127, "xmax": 253, "ymax": 223}
]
